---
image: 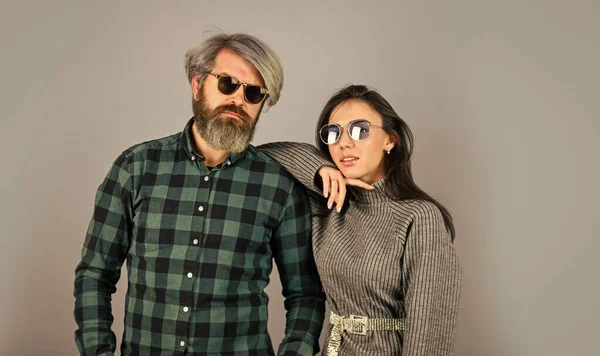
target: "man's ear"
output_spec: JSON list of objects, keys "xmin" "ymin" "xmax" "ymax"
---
[{"xmin": 191, "ymin": 75, "xmax": 200, "ymax": 100}]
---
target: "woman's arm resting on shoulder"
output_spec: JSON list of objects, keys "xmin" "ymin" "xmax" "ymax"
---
[
  {"xmin": 258, "ymin": 142, "xmax": 334, "ymax": 194},
  {"xmin": 258, "ymin": 142, "xmax": 373, "ymax": 210}
]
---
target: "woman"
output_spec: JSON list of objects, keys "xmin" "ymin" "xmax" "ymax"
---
[{"xmin": 259, "ymin": 85, "xmax": 462, "ymax": 355}]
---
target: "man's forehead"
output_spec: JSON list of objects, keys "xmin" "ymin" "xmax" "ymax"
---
[{"xmin": 212, "ymin": 48, "xmax": 264, "ymax": 86}]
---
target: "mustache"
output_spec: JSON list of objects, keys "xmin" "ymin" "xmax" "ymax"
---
[{"xmin": 213, "ymin": 104, "xmax": 251, "ymax": 122}]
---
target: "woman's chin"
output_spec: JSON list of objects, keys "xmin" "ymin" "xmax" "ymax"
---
[{"xmin": 337, "ymin": 167, "xmax": 361, "ymax": 180}]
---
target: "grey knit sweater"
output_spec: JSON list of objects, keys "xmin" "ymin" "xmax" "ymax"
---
[{"xmin": 258, "ymin": 142, "xmax": 463, "ymax": 355}]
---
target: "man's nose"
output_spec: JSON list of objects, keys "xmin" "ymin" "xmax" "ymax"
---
[{"xmin": 229, "ymin": 85, "xmax": 245, "ymax": 106}]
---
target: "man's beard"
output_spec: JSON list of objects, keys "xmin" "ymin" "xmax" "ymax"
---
[{"xmin": 192, "ymin": 89, "xmax": 259, "ymax": 153}]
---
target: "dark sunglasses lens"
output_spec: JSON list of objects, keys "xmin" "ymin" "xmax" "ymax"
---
[
  {"xmin": 320, "ymin": 125, "xmax": 340, "ymax": 145},
  {"xmin": 348, "ymin": 121, "xmax": 371, "ymax": 141},
  {"xmin": 217, "ymin": 76, "xmax": 238, "ymax": 95},
  {"xmin": 244, "ymin": 85, "xmax": 267, "ymax": 104}
]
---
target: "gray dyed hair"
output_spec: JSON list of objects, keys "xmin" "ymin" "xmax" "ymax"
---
[{"xmin": 184, "ymin": 33, "xmax": 284, "ymax": 107}]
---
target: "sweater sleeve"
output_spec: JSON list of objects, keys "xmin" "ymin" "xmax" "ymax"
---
[
  {"xmin": 257, "ymin": 142, "xmax": 335, "ymax": 195},
  {"xmin": 401, "ymin": 201, "xmax": 463, "ymax": 355}
]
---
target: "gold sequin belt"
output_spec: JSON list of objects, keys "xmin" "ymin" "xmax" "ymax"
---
[{"xmin": 326, "ymin": 311, "xmax": 405, "ymax": 356}]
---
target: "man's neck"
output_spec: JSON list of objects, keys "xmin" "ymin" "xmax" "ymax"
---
[{"xmin": 191, "ymin": 127, "xmax": 229, "ymax": 167}]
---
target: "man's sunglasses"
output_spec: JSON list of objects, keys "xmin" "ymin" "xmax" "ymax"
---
[
  {"xmin": 208, "ymin": 73, "xmax": 269, "ymax": 105},
  {"xmin": 319, "ymin": 119, "xmax": 384, "ymax": 145}
]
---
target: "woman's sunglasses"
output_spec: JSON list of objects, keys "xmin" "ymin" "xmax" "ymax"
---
[
  {"xmin": 208, "ymin": 73, "xmax": 269, "ymax": 105},
  {"xmin": 319, "ymin": 119, "xmax": 384, "ymax": 145}
]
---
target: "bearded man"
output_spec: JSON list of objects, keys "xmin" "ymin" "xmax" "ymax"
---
[{"xmin": 73, "ymin": 33, "xmax": 325, "ymax": 356}]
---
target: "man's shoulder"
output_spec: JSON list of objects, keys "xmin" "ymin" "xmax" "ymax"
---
[
  {"xmin": 121, "ymin": 131, "xmax": 181, "ymax": 160},
  {"xmin": 246, "ymin": 144, "xmax": 278, "ymax": 164},
  {"xmin": 246, "ymin": 145, "xmax": 298, "ymax": 184}
]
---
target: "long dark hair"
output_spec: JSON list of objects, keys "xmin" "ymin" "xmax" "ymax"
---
[{"xmin": 315, "ymin": 84, "xmax": 456, "ymax": 241}]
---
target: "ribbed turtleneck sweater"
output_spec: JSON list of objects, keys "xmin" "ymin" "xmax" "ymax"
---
[{"xmin": 258, "ymin": 142, "xmax": 463, "ymax": 356}]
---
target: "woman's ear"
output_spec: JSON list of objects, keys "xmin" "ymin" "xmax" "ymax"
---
[{"xmin": 385, "ymin": 133, "xmax": 397, "ymax": 152}]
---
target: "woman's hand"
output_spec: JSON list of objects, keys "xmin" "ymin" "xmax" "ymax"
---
[{"xmin": 318, "ymin": 167, "xmax": 374, "ymax": 212}]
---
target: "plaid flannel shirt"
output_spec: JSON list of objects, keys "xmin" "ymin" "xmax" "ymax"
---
[{"xmin": 74, "ymin": 119, "xmax": 325, "ymax": 355}]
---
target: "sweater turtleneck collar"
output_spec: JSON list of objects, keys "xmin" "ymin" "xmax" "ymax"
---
[{"xmin": 350, "ymin": 178, "xmax": 389, "ymax": 204}]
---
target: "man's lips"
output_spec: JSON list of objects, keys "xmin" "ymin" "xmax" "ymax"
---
[{"xmin": 222, "ymin": 111, "xmax": 243, "ymax": 120}]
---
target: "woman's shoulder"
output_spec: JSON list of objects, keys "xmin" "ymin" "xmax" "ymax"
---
[
  {"xmin": 388, "ymin": 199, "xmax": 444, "ymax": 222},
  {"xmin": 386, "ymin": 199, "xmax": 447, "ymax": 240}
]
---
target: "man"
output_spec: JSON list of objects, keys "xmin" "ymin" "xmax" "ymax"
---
[{"xmin": 74, "ymin": 33, "xmax": 325, "ymax": 356}]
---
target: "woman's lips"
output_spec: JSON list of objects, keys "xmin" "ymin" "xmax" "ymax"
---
[{"xmin": 340, "ymin": 155, "xmax": 358, "ymax": 167}]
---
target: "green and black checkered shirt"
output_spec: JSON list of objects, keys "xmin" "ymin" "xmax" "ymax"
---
[{"xmin": 74, "ymin": 119, "xmax": 325, "ymax": 356}]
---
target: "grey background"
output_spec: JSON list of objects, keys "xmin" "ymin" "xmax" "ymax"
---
[{"xmin": 1, "ymin": 1, "xmax": 599, "ymax": 355}]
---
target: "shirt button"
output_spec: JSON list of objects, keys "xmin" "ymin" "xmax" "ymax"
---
[
  {"xmin": 187, "ymin": 272, "xmax": 193, "ymax": 278},
  {"xmin": 192, "ymin": 239, "xmax": 199, "ymax": 245},
  {"xmin": 180, "ymin": 340, "xmax": 186, "ymax": 347},
  {"xmin": 183, "ymin": 306, "xmax": 189, "ymax": 312},
  {"xmin": 204, "ymin": 176, "xmax": 209, "ymax": 182},
  {"xmin": 191, "ymin": 156, "xmax": 196, "ymax": 161},
  {"xmin": 226, "ymin": 161, "xmax": 231, "ymax": 166},
  {"xmin": 198, "ymin": 205, "xmax": 204, "ymax": 212}
]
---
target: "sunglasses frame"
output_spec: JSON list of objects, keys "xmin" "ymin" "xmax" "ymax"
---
[
  {"xmin": 208, "ymin": 73, "xmax": 269, "ymax": 105},
  {"xmin": 319, "ymin": 119, "xmax": 384, "ymax": 145}
]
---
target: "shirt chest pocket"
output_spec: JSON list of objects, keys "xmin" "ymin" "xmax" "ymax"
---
[{"xmin": 133, "ymin": 197, "xmax": 179, "ymax": 252}]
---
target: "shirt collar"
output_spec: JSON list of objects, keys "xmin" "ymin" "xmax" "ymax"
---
[{"xmin": 180, "ymin": 118, "xmax": 245, "ymax": 167}]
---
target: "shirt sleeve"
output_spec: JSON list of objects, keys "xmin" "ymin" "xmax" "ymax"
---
[
  {"xmin": 401, "ymin": 202, "xmax": 463, "ymax": 355},
  {"xmin": 74, "ymin": 153, "xmax": 133, "ymax": 355},
  {"xmin": 258, "ymin": 142, "xmax": 335, "ymax": 195},
  {"xmin": 271, "ymin": 181, "xmax": 326, "ymax": 355}
]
